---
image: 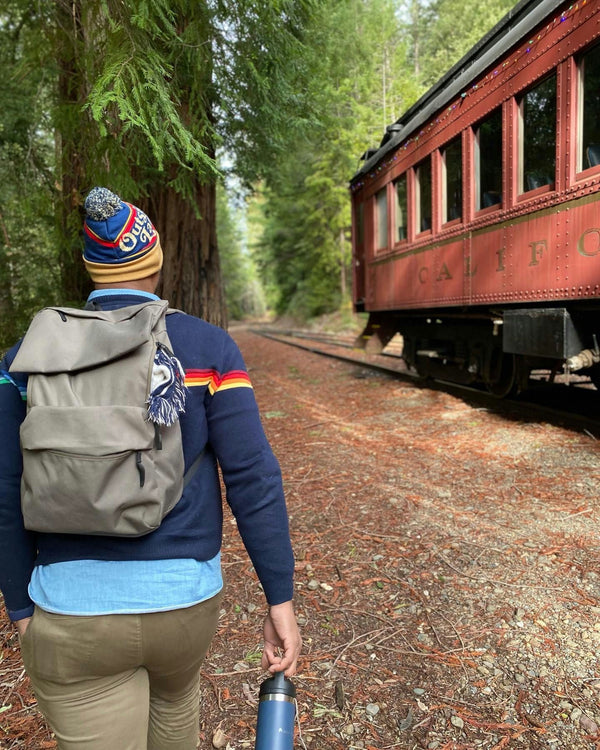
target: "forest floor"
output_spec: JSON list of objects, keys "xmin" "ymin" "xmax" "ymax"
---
[{"xmin": 2, "ymin": 326, "xmax": 600, "ymax": 750}]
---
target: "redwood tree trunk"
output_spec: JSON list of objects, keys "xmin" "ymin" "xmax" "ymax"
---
[
  {"xmin": 142, "ymin": 180, "xmax": 227, "ymax": 328},
  {"xmin": 139, "ymin": 4, "xmax": 226, "ymax": 328},
  {"xmin": 55, "ymin": 0, "xmax": 92, "ymax": 304}
]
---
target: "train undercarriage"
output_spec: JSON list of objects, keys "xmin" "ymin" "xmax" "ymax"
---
[{"xmin": 356, "ymin": 306, "xmax": 600, "ymax": 397}]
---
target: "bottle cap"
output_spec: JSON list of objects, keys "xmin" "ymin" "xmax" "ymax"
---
[{"xmin": 259, "ymin": 671, "xmax": 296, "ymax": 699}]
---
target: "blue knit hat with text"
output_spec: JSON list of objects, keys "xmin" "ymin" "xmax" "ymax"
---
[{"xmin": 83, "ymin": 187, "xmax": 163, "ymax": 283}]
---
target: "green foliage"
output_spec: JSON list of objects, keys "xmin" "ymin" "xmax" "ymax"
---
[
  {"xmin": 59, "ymin": 0, "xmax": 220, "ymax": 199},
  {"xmin": 0, "ymin": 143, "xmax": 60, "ymax": 352},
  {"xmin": 418, "ymin": 0, "xmax": 518, "ymax": 86},
  {"xmin": 217, "ymin": 181, "xmax": 266, "ymax": 321},
  {"xmin": 0, "ymin": 0, "xmax": 523, "ymax": 332},
  {"xmin": 252, "ymin": 0, "xmax": 414, "ymax": 320},
  {"xmin": 214, "ymin": 0, "xmax": 318, "ymax": 187},
  {"xmin": 251, "ymin": 0, "xmax": 520, "ymax": 322},
  {"xmin": 0, "ymin": 2, "xmax": 59, "ymax": 351},
  {"xmin": 1, "ymin": 0, "xmax": 319, "ymax": 326},
  {"xmin": 81, "ymin": 0, "xmax": 318, "ymax": 196}
]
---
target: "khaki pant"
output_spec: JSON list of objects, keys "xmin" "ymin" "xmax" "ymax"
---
[{"xmin": 20, "ymin": 594, "xmax": 223, "ymax": 750}]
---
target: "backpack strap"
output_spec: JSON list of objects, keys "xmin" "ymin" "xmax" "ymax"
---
[{"xmin": 183, "ymin": 448, "xmax": 207, "ymax": 489}]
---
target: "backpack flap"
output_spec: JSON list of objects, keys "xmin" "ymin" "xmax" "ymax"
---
[{"xmin": 10, "ymin": 300, "xmax": 170, "ymax": 374}]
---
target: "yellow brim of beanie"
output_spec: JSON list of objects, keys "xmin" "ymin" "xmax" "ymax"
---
[{"xmin": 84, "ymin": 237, "xmax": 163, "ymax": 283}]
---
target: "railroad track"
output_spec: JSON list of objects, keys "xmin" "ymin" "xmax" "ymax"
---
[{"xmin": 253, "ymin": 327, "xmax": 600, "ymax": 437}]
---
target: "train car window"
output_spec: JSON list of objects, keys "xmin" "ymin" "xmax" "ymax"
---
[
  {"xmin": 356, "ymin": 202, "xmax": 364, "ymax": 246},
  {"xmin": 394, "ymin": 175, "xmax": 408, "ymax": 242},
  {"xmin": 579, "ymin": 42, "xmax": 600, "ymax": 172},
  {"xmin": 375, "ymin": 187, "xmax": 388, "ymax": 251},
  {"xmin": 520, "ymin": 73, "xmax": 556, "ymax": 192},
  {"xmin": 416, "ymin": 157, "xmax": 432, "ymax": 233},
  {"xmin": 443, "ymin": 138, "xmax": 462, "ymax": 223},
  {"xmin": 475, "ymin": 108, "xmax": 502, "ymax": 210}
]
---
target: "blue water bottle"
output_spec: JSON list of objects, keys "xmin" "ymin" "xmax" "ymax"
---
[{"xmin": 254, "ymin": 671, "xmax": 296, "ymax": 750}]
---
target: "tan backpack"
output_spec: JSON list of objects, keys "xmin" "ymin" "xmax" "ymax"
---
[{"xmin": 9, "ymin": 300, "xmax": 187, "ymax": 537}]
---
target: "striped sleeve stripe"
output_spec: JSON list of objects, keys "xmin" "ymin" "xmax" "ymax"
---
[{"xmin": 185, "ymin": 369, "xmax": 253, "ymax": 395}]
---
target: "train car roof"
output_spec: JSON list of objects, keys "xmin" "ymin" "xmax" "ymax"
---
[{"xmin": 351, "ymin": 0, "xmax": 567, "ymax": 184}]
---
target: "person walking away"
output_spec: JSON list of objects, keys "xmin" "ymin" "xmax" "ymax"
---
[{"xmin": 0, "ymin": 186, "xmax": 301, "ymax": 750}]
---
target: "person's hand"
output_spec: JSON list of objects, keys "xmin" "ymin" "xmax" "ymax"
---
[
  {"xmin": 15, "ymin": 617, "xmax": 31, "ymax": 639},
  {"xmin": 262, "ymin": 600, "xmax": 302, "ymax": 677}
]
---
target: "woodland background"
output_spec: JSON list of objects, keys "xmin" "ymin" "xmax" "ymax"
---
[{"xmin": 0, "ymin": 0, "xmax": 517, "ymax": 351}]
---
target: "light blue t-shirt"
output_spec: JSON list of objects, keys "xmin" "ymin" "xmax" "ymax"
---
[
  {"xmin": 29, "ymin": 555, "xmax": 223, "ymax": 615},
  {"xmin": 87, "ymin": 289, "xmax": 161, "ymax": 302}
]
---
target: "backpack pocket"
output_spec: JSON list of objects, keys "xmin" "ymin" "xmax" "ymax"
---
[{"xmin": 20, "ymin": 405, "xmax": 183, "ymax": 536}]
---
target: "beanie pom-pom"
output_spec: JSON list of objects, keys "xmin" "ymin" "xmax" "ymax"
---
[{"xmin": 84, "ymin": 187, "xmax": 123, "ymax": 221}]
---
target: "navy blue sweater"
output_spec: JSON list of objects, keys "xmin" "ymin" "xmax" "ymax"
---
[{"xmin": 0, "ymin": 292, "xmax": 295, "ymax": 620}]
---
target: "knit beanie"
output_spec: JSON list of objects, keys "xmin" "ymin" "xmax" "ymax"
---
[{"xmin": 82, "ymin": 187, "xmax": 163, "ymax": 283}]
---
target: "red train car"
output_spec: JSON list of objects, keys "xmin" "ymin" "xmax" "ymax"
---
[{"xmin": 350, "ymin": 0, "xmax": 600, "ymax": 395}]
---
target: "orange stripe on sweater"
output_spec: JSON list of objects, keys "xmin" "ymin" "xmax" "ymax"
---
[{"xmin": 185, "ymin": 369, "xmax": 253, "ymax": 394}]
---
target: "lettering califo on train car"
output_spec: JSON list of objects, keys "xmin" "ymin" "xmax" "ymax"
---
[{"xmin": 417, "ymin": 226, "xmax": 599, "ymax": 285}]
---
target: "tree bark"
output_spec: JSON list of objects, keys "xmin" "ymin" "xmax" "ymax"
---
[
  {"xmin": 141, "ymin": 181, "xmax": 227, "ymax": 328},
  {"xmin": 52, "ymin": 2, "xmax": 226, "ymax": 322},
  {"xmin": 55, "ymin": 0, "xmax": 92, "ymax": 304}
]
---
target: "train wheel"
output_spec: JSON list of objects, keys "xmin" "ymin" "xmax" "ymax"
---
[{"xmin": 486, "ymin": 352, "xmax": 517, "ymax": 398}]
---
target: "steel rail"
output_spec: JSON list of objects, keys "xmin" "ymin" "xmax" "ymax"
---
[{"xmin": 251, "ymin": 328, "xmax": 600, "ymax": 438}]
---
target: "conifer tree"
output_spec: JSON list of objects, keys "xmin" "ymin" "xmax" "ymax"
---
[
  {"xmin": 252, "ymin": 0, "xmax": 414, "ymax": 319},
  {"xmin": 4, "ymin": 0, "xmax": 314, "ymax": 325}
]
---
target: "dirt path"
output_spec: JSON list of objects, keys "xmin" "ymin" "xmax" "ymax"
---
[{"xmin": 2, "ymin": 328, "xmax": 600, "ymax": 749}]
